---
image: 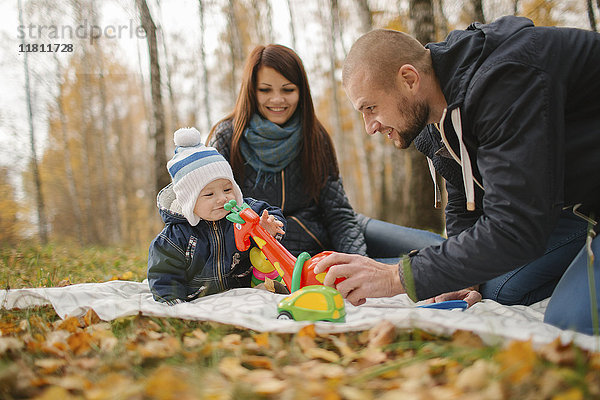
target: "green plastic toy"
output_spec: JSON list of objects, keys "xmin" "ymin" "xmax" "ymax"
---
[{"xmin": 277, "ymin": 285, "xmax": 346, "ymax": 323}]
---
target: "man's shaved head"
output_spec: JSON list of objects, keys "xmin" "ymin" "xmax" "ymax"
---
[{"xmin": 343, "ymin": 29, "xmax": 430, "ymax": 90}]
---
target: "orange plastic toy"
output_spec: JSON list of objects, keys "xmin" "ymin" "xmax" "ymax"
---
[{"xmin": 225, "ymin": 200, "xmax": 343, "ymax": 292}]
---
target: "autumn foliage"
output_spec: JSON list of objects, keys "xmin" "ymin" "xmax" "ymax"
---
[{"xmin": 1, "ymin": 243, "xmax": 600, "ymax": 399}]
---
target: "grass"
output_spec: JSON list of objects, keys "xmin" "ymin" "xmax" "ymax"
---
[
  {"xmin": 1, "ymin": 242, "xmax": 600, "ymax": 399},
  {"xmin": 0, "ymin": 242, "xmax": 148, "ymax": 288}
]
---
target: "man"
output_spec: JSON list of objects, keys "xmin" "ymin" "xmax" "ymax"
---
[{"xmin": 314, "ymin": 16, "xmax": 600, "ymax": 334}]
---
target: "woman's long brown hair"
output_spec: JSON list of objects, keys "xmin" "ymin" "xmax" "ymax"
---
[{"xmin": 207, "ymin": 44, "xmax": 339, "ymax": 202}]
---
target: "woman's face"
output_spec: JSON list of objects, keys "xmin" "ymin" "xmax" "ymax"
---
[{"xmin": 255, "ymin": 66, "xmax": 300, "ymax": 126}]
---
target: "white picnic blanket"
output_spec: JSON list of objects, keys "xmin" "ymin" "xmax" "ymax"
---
[{"xmin": 1, "ymin": 280, "xmax": 598, "ymax": 351}]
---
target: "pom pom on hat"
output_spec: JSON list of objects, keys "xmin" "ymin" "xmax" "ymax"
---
[
  {"xmin": 174, "ymin": 127, "xmax": 203, "ymax": 147},
  {"xmin": 167, "ymin": 127, "xmax": 243, "ymax": 226}
]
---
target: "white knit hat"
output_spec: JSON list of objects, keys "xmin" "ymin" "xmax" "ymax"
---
[{"xmin": 167, "ymin": 127, "xmax": 243, "ymax": 226}]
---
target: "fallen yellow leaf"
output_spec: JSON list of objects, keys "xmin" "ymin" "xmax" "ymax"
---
[
  {"xmin": 454, "ymin": 359, "xmax": 498, "ymax": 392},
  {"xmin": 87, "ymin": 372, "xmax": 143, "ymax": 400},
  {"xmin": 495, "ymin": 340, "xmax": 537, "ymax": 384},
  {"xmin": 367, "ymin": 320, "xmax": 396, "ymax": 348},
  {"xmin": 219, "ymin": 334, "xmax": 242, "ymax": 349},
  {"xmin": 67, "ymin": 331, "xmax": 94, "ymax": 355},
  {"xmin": 252, "ymin": 331, "xmax": 269, "ymax": 348},
  {"xmin": 137, "ymin": 336, "xmax": 181, "ymax": 359},
  {"xmin": 539, "ymin": 338, "xmax": 577, "ymax": 366},
  {"xmin": 298, "ymin": 324, "xmax": 317, "ymax": 339},
  {"xmin": 34, "ymin": 358, "xmax": 67, "ymax": 375},
  {"xmin": 56, "ymin": 316, "xmax": 81, "ymax": 334},
  {"xmin": 552, "ymin": 387, "xmax": 584, "ymax": 400},
  {"xmin": 304, "ymin": 347, "xmax": 341, "ymax": 363},
  {"xmin": 241, "ymin": 355, "xmax": 273, "ymax": 369},
  {"xmin": 83, "ymin": 308, "xmax": 101, "ymax": 327},
  {"xmin": 219, "ymin": 357, "xmax": 249, "ymax": 380},
  {"xmin": 144, "ymin": 365, "xmax": 197, "ymax": 400},
  {"xmin": 0, "ymin": 337, "xmax": 24, "ymax": 355},
  {"xmin": 33, "ymin": 386, "xmax": 75, "ymax": 400}
]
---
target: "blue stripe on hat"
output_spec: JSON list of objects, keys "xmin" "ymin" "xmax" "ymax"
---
[
  {"xmin": 168, "ymin": 149, "xmax": 223, "ymax": 177},
  {"xmin": 171, "ymin": 155, "xmax": 228, "ymax": 183}
]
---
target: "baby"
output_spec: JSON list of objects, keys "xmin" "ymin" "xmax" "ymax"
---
[{"xmin": 148, "ymin": 127, "xmax": 285, "ymax": 304}]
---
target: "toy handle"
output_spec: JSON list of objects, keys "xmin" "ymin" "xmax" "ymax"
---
[
  {"xmin": 233, "ymin": 222, "xmax": 252, "ymax": 251},
  {"xmin": 304, "ymin": 251, "xmax": 346, "ymax": 286},
  {"xmin": 418, "ymin": 300, "xmax": 468, "ymax": 310}
]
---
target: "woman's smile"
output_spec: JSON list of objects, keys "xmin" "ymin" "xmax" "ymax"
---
[{"xmin": 256, "ymin": 67, "xmax": 299, "ymax": 125}]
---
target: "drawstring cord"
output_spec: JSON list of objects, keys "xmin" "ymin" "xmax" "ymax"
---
[
  {"xmin": 438, "ymin": 108, "xmax": 483, "ymax": 211},
  {"xmin": 426, "ymin": 157, "xmax": 442, "ymax": 208}
]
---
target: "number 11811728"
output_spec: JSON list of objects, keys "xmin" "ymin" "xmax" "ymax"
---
[{"xmin": 19, "ymin": 43, "xmax": 73, "ymax": 53}]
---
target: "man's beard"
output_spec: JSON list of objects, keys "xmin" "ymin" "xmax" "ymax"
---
[{"xmin": 393, "ymin": 95, "xmax": 429, "ymax": 149}]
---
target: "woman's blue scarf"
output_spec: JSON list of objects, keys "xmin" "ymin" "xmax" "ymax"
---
[{"xmin": 240, "ymin": 113, "xmax": 302, "ymax": 187}]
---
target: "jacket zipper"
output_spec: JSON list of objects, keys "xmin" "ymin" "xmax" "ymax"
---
[
  {"xmin": 289, "ymin": 216, "xmax": 325, "ymax": 249},
  {"xmin": 280, "ymin": 170, "xmax": 286, "ymax": 212},
  {"xmin": 212, "ymin": 221, "xmax": 225, "ymax": 291}
]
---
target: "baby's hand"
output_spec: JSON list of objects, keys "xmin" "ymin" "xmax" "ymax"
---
[{"xmin": 259, "ymin": 210, "xmax": 285, "ymax": 237}]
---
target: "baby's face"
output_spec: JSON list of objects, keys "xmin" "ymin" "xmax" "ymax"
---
[{"xmin": 193, "ymin": 178, "xmax": 236, "ymax": 221}]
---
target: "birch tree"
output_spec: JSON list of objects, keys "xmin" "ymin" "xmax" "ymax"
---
[
  {"xmin": 90, "ymin": 0, "xmax": 122, "ymax": 243},
  {"xmin": 19, "ymin": 0, "xmax": 48, "ymax": 244},
  {"xmin": 226, "ymin": 0, "xmax": 244, "ymax": 102},
  {"xmin": 54, "ymin": 53, "xmax": 84, "ymax": 245},
  {"xmin": 198, "ymin": 0, "xmax": 212, "ymax": 131},
  {"xmin": 404, "ymin": 0, "xmax": 444, "ymax": 231},
  {"xmin": 136, "ymin": 0, "xmax": 170, "ymax": 194},
  {"xmin": 71, "ymin": 0, "xmax": 101, "ymax": 242},
  {"xmin": 287, "ymin": 0, "xmax": 298, "ymax": 50},
  {"xmin": 472, "ymin": 0, "xmax": 486, "ymax": 23},
  {"xmin": 587, "ymin": 0, "xmax": 597, "ymax": 30},
  {"xmin": 355, "ymin": 0, "xmax": 373, "ymax": 33},
  {"xmin": 156, "ymin": 0, "xmax": 179, "ymax": 134}
]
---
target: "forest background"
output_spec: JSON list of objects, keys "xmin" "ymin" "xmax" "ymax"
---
[{"xmin": 0, "ymin": 0, "xmax": 596, "ymax": 248}]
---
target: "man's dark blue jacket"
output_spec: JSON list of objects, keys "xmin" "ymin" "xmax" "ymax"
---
[
  {"xmin": 409, "ymin": 16, "xmax": 600, "ymax": 300},
  {"xmin": 148, "ymin": 184, "xmax": 286, "ymax": 304}
]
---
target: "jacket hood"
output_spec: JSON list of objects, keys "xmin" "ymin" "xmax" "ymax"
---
[
  {"xmin": 420, "ymin": 16, "xmax": 533, "ymax": 212},
  {"xmin": 156, "ymin": 184, "xmax": 188, "ymax": 224},
  {"xmin": 426, "ymin": 16, "xmax": 534, "ymax": 111}
]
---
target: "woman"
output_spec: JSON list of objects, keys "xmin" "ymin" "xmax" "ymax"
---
[{"xmin": 208, "ymin": 44, "xmax": 442, "ymax": 258}]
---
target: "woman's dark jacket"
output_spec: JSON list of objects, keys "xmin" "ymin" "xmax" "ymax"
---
[
  {"xmin": 210, "ymin": 120, "xmax": 367, "ymax": 257},
  {"xmin": 148, "ymin": 184, "xmax": 286, "ymax": 304},
  {"xmin": 408, "ymin": 16, "xmax": 600, "ymax": 300}
]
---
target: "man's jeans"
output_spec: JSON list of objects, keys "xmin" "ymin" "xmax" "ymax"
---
[
  {"xmin": 544, "ymin": 230, "xmax": 599, "ymax": 335},
  {"xmin": 480, "ymin": 210, "xmax": 589, "ymax": 305},
  {"xmin": 363, "ymin": 217, "xmax": 444, "ymax": 264},
  {"xmin": 477, "ymin": 209, "xmax": 599, "ymax": 335}
]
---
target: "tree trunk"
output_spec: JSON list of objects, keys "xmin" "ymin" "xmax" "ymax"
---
[
  {"xmin": 471, "ymin": 0, "xmax": 485, "ymax": 23},
  {"xmin": 331, "ymin": 0, "xmax": 347, "ymax": 56},
  {"xmin": 322, "ymin": 0, "xmax": 372, "ymax": 214},
  {"xmin": 73, "ymin": 1, "xmax": 100, "ymax": 243},
  {"xmin": 354, "ymin": 0, "xmax": 373, "ymax": 33},
  {"xmin": 435, "ymin": 0, "xmax": 449, "ymax": 38},
  {"xmin": 136, "ymin": 0, "xmax": 169, "ymax": 194},
  {"xmin": 396, "ymin": 0, "xmax": 443, "ymax": 231},
  {"xmin": 264, "ymin": 0, "xmax": 274, "ymax": 43},
  {"xmin": 588, "ymin": 0, "xmax": 597, "ymax": 31},
  {"xmin": 91, "ymin": 0, "xmax": 121, "ymax": 243},
  {"xmin": 352, "ymin": 0, "xmax": 389, "ymax": 218},
  {"xmin": 18, "ymin": 0, "xmax": 48, "ymax": 244},
  {"xmin": 287, "ymin": 0, "xmax": 297, "ymax": 50},
  {"xmin": 54, "ymin": 54, "xmax": 84, "ymax": 245},
  {"xmin": 251, "ymin": 0, "xmax": 266, "ymax": 44},
  {"xmin": 156, "ymin": 0, "xmax": 180, "ymax": 134},
  {"xmin": 227, "ymin": 0, "xmax": 244, "ymax": 103},
  {"xmin": 198, "ymin": 0, "xmax": 212, "ymax": 132}
]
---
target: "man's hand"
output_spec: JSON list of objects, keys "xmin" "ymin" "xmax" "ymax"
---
[
  {"xmin": 259, "ymin": 210, "xmax": 285, "ymax": 237},
  {"xmin": 313, "ymin": 252, "xmax": 405, "ymax": 306},
  {"xmin": 422, "ymin": 288, "xmax": 482, "ymax": 308}
]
